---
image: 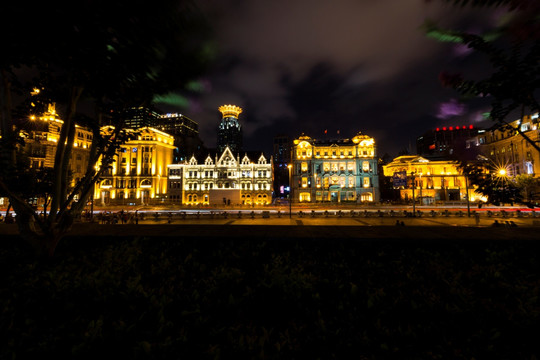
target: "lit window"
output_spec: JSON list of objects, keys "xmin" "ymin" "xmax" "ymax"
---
[
  {"xmin": 363, "ymin": 177, "xmax": 370, "ymax": 188},
  {"xmin": 362, "ymin": 161, "xmax": 370, "ymax": 172},
  {"xmin": 323, "ymin": 162, "xmax": 330, "ymax": 172}
]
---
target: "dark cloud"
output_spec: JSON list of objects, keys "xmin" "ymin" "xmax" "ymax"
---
[{"xmin": 164, "ymin": 0, "xmax": 503, "ymax": 156}]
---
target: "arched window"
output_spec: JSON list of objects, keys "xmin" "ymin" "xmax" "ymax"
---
[
  {"xmin": 361, "ymin": 192, "xmax": 373, "ymax": 202},
  {"xmin": 101, "ymin": 179, "xmax": 112, "ymax": 188},
  {"xmin": 299, "ymin": 192, "xmax": 311, "ymax": 202}
]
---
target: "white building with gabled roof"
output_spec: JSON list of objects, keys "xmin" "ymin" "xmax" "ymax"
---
[{"xmin": 167, "ymin": 146, "xmax": 273, "ymax": 206}]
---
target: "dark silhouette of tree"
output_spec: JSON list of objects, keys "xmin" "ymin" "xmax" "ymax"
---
[
  {"xmin": 425, "ymin": 0, "xmax": 540, "ymax": 152},
  {"xmin": 0, "ymin": 1, "xmax": 213, "ymax": 257},
  {"xmin": 460, "ymin": 160, "xmax": 523, "ymax": 205}
]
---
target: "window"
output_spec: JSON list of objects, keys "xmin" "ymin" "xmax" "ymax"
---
[
  {"xmin": 323, "ymin": 177, "xmax": 329, "ymax": 188},
  {"xmin": 348, "ymin": 177, "xmax": 355, "ymax": 188},
  {"xmin": 323, "ymin": 162, "xmax": 330, "ymax": 172},
  {"xmin": 302, "ymin": 177, "xmax": 308, "ymax": 188},
  {"xmin": 363, "ymin": 177, "xmax": 370, "ymax": 188},
  {"xmin": 301, "ymin": 162, "xmax": 308, "ymax": 172},
  {"xmin": 525, "ymin": 162, "xmax": 533, "ymax": 174},
  {"xmin": 361, "ymin": 192, "xmax": 373, "ymax": 202},
  {"xmin": 362, "ymin": 161, "xmax": 370, "ymax": 172}
]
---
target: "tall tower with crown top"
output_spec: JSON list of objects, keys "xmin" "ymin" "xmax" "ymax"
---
[{"xmin": 217, "ymin": 104, "xmax": 243, "ymax": 154}]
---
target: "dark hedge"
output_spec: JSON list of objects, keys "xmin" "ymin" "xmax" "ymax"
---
[{"xmin": 1, "ymin": 235, "xmax": 539, "ymax": 359}]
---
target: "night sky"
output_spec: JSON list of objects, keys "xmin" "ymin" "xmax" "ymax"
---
[{"xmin": 156, "ymin": 0, "xmax": 506, "ymax": 158}]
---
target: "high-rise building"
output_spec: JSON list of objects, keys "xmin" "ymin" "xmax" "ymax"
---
[
  {"xmin": 272, "ymin": 134, "xmax": 291, "ymax": 198},
  {"xmin": 217, "ymin": 104, "xmax": 243, "ymax": 154},
  {"xmin": 416, "ymin": 124, "xmax": 483, "ymax": 160},
  {"xmin": 273, "ymin": 134, "xmax": 290, "ymax": 164},
  {"xmin": 290, "ymin": 132, "xmax": 380, "ymax": 203},
  {"xmin": 156, "ymin": 113, "xmax": 199, "ymax": 137},
  {"xmin": 122, "ymin": 106, "xmax": 161, "ymax": 129},
  {"xmin": 156, "ymin": 113, "xmax": 205, "ymax": 163}
]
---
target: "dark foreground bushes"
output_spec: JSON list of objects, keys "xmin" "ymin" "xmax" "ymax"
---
[{"xmin": 1, "ymin": 235, "xmax": 539, "ymax": 359}]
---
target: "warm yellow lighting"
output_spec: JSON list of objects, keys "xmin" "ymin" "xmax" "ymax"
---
[
  {"xmin": 218, "ymin": 104, "xmax": 243, "ymax": 118},
  {"xmin": 498, "ymin": 168, "xmax": 506, "ymax": 176}
]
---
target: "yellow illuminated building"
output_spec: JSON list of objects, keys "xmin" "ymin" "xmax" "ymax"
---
[
  {"xmin": 218, "ymin": 104, "xmax": 243, "ymax": 118},
  {"xmin": 383, "ymin": 155, "xmax": 486, "ymax": 204},
  {"xmin": 291, "ymin": 132, "xmax": 380, "ymax": 203},
  {"xmin": 94, "ymin": 126, "xmax": 175, "ymax": 206},
  {"xmin": 479, "ymin": 113, "xmax": 540, "ymax": 176},
  {"xmin": 20, "ymin": 103, "xmax": 93, "ymax": 187}
]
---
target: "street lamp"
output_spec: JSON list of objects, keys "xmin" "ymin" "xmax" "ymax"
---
[
  {"xmin": 288, "ymin": 164, "xmax": 292, "ymax": 219},
  {"xmin": 411, "ymin": 171, "xmax": 416, "ymax": 217},
  {"xmin": 464, "ymin": 175, "xmax": 470, "ymax": 217}
]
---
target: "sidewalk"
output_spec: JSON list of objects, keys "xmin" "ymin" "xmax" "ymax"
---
[{"xmin": 1, "ymin": 215, "xmax": 539, "ymax": 240}]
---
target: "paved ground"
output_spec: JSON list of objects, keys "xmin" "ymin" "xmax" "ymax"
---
[{"xmin": 1, "ymin": 212, "xmax": 539, "ymax": 240}]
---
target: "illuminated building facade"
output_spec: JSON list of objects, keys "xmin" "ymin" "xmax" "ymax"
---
[
  {"xmin": 478, "ymin": 113, "xmax": 539, "ymax": 177},
  {"xmin": 167, "ymin": 146, "xmax": 273, "ymax": 206},
  {"xmin": 94, "ymin": 126, "xmax": 175, "ymax": 205},
  {"xmin": 383, "ymin": 155, "xmax": 485, "ymax": 203},
  {"xmin": 5, "ymin": 103, "xmax": 93, "ymax": 208},
  {"xmin": 217, "ymin": 105, "xmax": 243, "ymax": 154},
  {"xmin": 21, "ymin": 104, "xmax": 92, "ymax": 185},
  {"xmin": 157, "ymin": 112, "xmax": 204, "ymax": 163},
  {"xmin": 123, "ymin": 106, "xmax": 161, "ymax": 129},
  {"xmin": 416, "ymin": 124, "xmax": 483, "ymax": 160},
  {"xmin": 157, "ymin": 113, "xmax": 199, "ymax": 138},
  {"xmin": 291, "ymin": 132, "xmax": 380, "ymax": 203}
]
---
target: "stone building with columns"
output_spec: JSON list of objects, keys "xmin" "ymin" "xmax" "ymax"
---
[
  {"xmin": 290, "ymin": 132, "xmax": 380, "ymax": 203},
  {"xmin": 94, "ymin": 126, "xmax": 175, "ymax": 206}
]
